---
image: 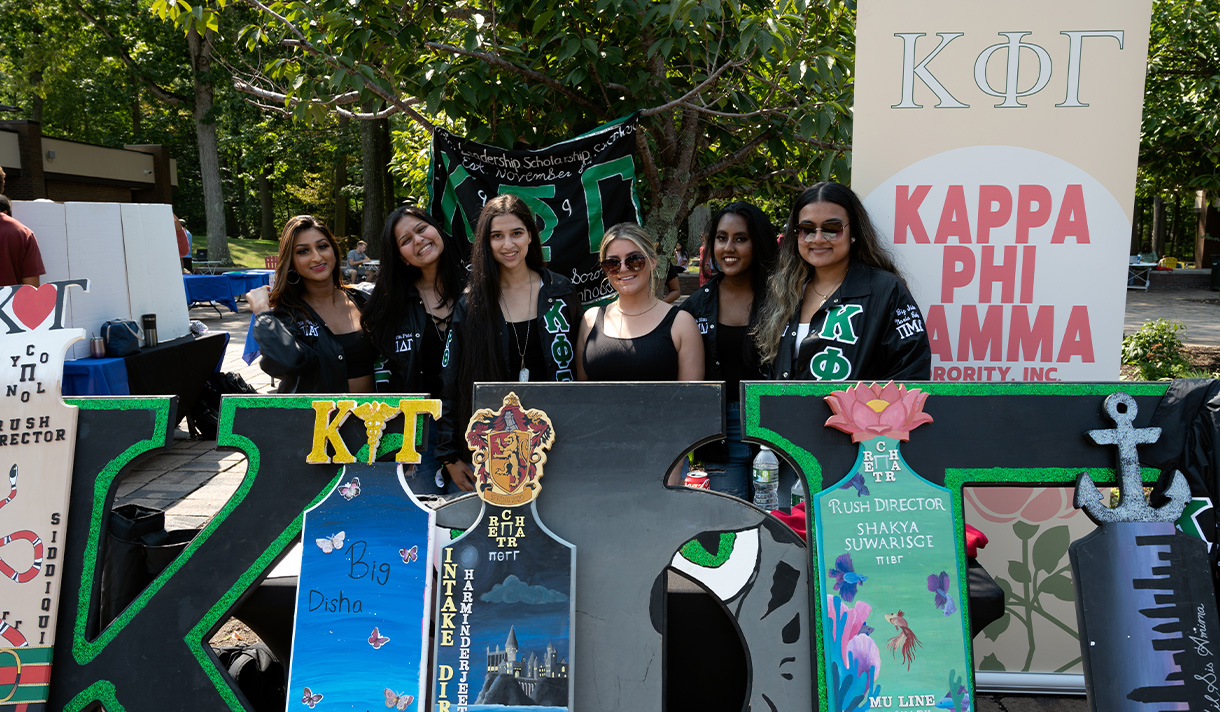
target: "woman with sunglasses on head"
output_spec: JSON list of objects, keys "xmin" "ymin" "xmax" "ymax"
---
[
  {"xmin": 576, "ymin": 223, "xmax": 704, "ymax": 382},
  {"xmin": 248, "ymin": 215, "xmax": 375, "ymax": 393},
  {"xmin": 679, "ymin": 202, "xmax": 779, "ymax": 497},
  {"xmin": 754, "ymin": 182, "xmax": 931, "ymax": 382},
  {"xmin": 361, "ymin": 205, "xmax": 466, "ymax": 491},
  {"xmin": 436, "ymin": 194, "xmax": 580, "ymax": 491}
]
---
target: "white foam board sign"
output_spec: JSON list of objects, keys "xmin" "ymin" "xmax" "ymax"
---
[
  {"xmin": 120, "ymin": 203, "xmax": 190, "ymax": 342},
  {"xmin": 64, "ymin": 203, "xmax": 131, "ymax": 359}
]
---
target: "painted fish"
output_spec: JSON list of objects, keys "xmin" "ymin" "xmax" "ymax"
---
[
  {"xmin": 838, "ymin": 472, "xmax": 870, "ymax": 497},
  {"xmin": 885, "ymin": 610, "xmax": 923, "ymax": 670},
  {"xmin": 829, "ymin": 553, "xmax": 867, "ymax": 602},
  {"xmin": 927, "ymin": 571, "xmax": 957, "ymax": 616}
]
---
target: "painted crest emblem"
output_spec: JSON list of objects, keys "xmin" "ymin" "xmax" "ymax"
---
[{"xmin": 466, "ymin": 392, "xmax": 555, "ymax": 507}]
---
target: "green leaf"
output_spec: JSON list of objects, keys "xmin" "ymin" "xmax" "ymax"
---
[
  {"xmin": 979, "ymin": 652, "xmax": 1007, "ymax": 672},
  {"xmin": 1012, "ymin": 520, "xmax": 1039, "ymax": 540},
  {"xmin": 982, "ymin": 611, "xmax": 1011, "ymax": 641},
  {"xmin": 1007, "ymin": 560, "xmax": 1032, "ymax": 584},
  {"xmin": 1032, "ymin": 525, "xmax": 1070, "ymax": 573},
  {"xmin": 531, "ymin": 10, "xmax": 555, "ymax": 35},
  {"xmin": 1039, "ymin": 573, "xmax": 1075, "ymax": 601}
]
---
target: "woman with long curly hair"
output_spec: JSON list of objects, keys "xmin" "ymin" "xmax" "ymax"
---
[
  {"xmin": 680, "ymin": 202, "xmax": 778, "ymax": 496},
  {"xmin": 248, "ymin": 215, "xmax": 375, "ymax": 393},
  {"xmin": 361, "ymin": 205, "xmax": 467, "ymax": 491},
  {"xmin": 435, "ymin": 194, "xmax": 580, "ymax": 491},
  {"xmin": 754, "ymin": 182, "xmax": 931, "ymax": 382}
]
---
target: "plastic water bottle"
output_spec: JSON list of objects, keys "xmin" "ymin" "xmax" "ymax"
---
[
  {"xmin": 791, "ymin": 477, "xmax": 805, "ymax": 509},
  {"xmin": 752, "ymin": 446, "xmax": 780, "ymax": 511}
]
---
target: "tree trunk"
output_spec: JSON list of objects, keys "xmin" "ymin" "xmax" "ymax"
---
[
  {"xmin": 332, "ymin": 116, "xmax": 350, "ymax": 239},
  {"xmin": 359, "ymin": 117, "xmax": 386, "ymax": 253},
  {"xmin": 1151, "ymin": 194, "xmax": 1165, "ymax": 258},
  {"xmin": 257, "ymin": 168, "xmax": 274, "ymax": 241},
  {"xmin": 187, "ymin": 26, "xmax": 229, "ymax": 263},
  {"xmin": 29, "ymin": 70, "xmax": 43, "ymax": 124},
  {"xmin": 379, "ymin": 117, "xmax": 395, "ymax": 215}
]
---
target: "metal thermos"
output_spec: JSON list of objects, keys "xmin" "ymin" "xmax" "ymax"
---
[
  {"xmin": 141, "ymin": 313, "xmax": 158, "ymax": 347},
  {"xmin": 89, "ymin": 336, "xmax": 106, "ymax": 359}
]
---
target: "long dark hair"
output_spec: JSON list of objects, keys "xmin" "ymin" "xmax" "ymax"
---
[
  {"xmin": 755, "ymin": 182, "xmax": 901, "ymax": 364},
  {"xmin": 705, "ymin": 201, "xmax": 779, "ymax": 323},
  {"xmin": 362, "ymin": 205, "xmax": 466, "ymax": 354},
  {"xmin": 457, "ymin": 194, "xmax": 545, "ymax": 411},
  {"xmin": 269, "ymin": 215, "xmax": 346, "ymax": 318}
]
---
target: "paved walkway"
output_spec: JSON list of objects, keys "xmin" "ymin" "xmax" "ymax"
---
[{"xmin": 107, "ymin": 288, "xmax": 1215, "ymax": 707}]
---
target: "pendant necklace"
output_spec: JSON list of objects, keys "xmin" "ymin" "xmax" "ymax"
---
[{"xmin": 501, "ymin": 272, "xmax": 535, "ymax": 382}]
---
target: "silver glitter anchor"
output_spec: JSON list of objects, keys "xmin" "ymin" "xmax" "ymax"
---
[{"xmin": 1074, "ymin": 392, "xmax": 1191, "ymax": 524}]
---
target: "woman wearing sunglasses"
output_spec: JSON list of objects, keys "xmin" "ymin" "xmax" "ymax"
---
[
  {"xmin": 754, "ymin": 182, "xmax": 931, "ymax": 382},
  {"xmin": 436, "ymin": 194, "xmax": 580, "ymax": 491},
  {"xmin": 576, "ymin": 223, "xmax": 704, "ymax": 381},
  {"xmin": 679, "ymin": 202, "xmax": 778, "ymax": 497},
  {"xmin": 361, "ymin": 205, "xmax": 466, "ymax": 492}
]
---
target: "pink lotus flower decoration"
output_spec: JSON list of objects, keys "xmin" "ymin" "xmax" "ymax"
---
[{"xmin": 824, "ymin": 382, "xmax": 933, "ymax": 443}]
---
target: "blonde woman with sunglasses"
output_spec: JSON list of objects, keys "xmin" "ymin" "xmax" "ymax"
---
[
  {"xmin": 754, "ymin": 182, "xmax": 931, "ymax": 382},
  {"xmin": 576, "ymin": 223, "xmax": 704, "ymax": 381}
]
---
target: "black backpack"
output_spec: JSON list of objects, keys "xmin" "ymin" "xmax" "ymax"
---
[{"xmin": 189, "ymin": 372, "xmax": 258, "ymax": 439}]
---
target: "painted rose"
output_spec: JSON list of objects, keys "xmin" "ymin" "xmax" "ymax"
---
[
  {"xmin": 824, "ymin": 382, "xmax": 933, "ymax": 443},
  {"xmin": 964, "ymin": 486, "xmax": 1077, "ymax": 526}
]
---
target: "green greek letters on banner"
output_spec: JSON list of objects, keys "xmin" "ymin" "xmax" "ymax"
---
[
  {"xmin": 581, "ymin": 155, "xmax": 638, "ymax": 254},
  {"xmin": 436, "ymin": 153, "xmax": 475, "ymax": 243}
]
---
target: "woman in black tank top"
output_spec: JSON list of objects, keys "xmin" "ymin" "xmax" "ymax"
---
[{"xmin": 576, "ymin": 223, "xmax": 703, "ymax": 382}]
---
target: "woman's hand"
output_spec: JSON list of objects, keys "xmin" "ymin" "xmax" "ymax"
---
[
  {"xmin": 445, "ymin": 461, "xmax": 477, "ymax": 492},
  {"xmin": 247, "ymin": 285, "xmax": 272, "ymax": 314}
]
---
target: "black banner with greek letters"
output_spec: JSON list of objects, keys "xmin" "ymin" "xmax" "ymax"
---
[{"xmin": 428, "ymin": 114, "xmax": 641, "ymax": 305}]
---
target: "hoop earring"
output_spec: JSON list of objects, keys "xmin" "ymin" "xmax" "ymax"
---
[{"xmin": 287, "ymin": 271, "xmax": 301, "ymax": 285}]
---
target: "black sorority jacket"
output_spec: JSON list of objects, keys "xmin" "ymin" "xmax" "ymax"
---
[
  {"xmin": 368, "ymin": 282, "xmax": 441, "ymax": 394},
  {"xmin": 253, "ymin": 288, "xmax": 369, "ymax": 394},
  {"xmin": 679, "ymin": 274, "xmax": 767, "ymax": 390},
  {"xmin": 435, "ymin": 269, "xmax": 580, "ymax": 463},
  {"xmin": 771, "ymin": 261, "xmax": 932, "ymax": 382}
]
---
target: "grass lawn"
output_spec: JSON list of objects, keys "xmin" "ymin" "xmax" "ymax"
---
[{"xmin": 191, "ymin": 236, "xmax": 280, "ymax": 269}]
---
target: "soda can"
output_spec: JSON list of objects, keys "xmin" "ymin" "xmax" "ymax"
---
[{"xmin": 684, "ymin": 469, "xmax": 710, "ymax": 489}]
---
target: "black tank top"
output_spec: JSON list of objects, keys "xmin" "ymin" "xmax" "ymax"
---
[
  {"xmin": 582, "ymin": 306, "xmax": 680, "ymax": 381},
  {"xmin": 334, "ymin": 330, "xmax": 375, "ymax": 379}
]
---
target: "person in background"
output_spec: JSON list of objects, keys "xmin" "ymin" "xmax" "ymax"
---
[
  {"xmin": 436, "ymin": 194, "xmax": 580, "ymax": 491},
  {"xmin": 661, "ymin": 260, "xmax": 681, "ymax": 303},
  {"xmin": 0, "ymin": 167, "xmax": 45, "ymax": 287},
  {"xmin": 754, "ymin": 182, "xmax": 931, "ymax": 382},
  {"xmin": 174, "ymin": 214, "xmax": 192, "ymax": 272},
  {"xmin": 362, "ymin": 205, "xmax": 467, "ymax": 493},
  {"xmin": 577, "ymin": 222, "xmax": 703, "ymax": 382},
  {"xmin": 680, "ymin": 202, "xmax": 778, "ymax": 497},
  {"xmin": 345, "ymin": 240, "xmax": 371, "ymax": 282},
  {"xmin": 673, "ymin": 243, "xmax": 689, "ymax": 268},
  {"xmin": 248, "ymin": 215, "xmax": 374, "ymax": 393}
]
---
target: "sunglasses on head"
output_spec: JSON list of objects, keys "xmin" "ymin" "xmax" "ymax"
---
[{"xmin": 601, "ymin": 252, "xmax": 648, "ymax": 275}]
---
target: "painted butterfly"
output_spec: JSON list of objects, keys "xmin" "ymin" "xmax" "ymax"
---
[
  {"xmin": 384, "ymin": 688, "xmax": 414, "ymax": 710},
  {"xmin": 315, "ymin": 531, "xmax": 346, "ymax": 554},
  {"xmin": 301, "ymin": 687, "xmax": 323, "ymax": 708},
  {"xmin": 399, "ymin": 545, "xmax": 418, "ymax": 564},
  {"xmin": 339, "ymin": 476, "xmax": 361, "ymax": 500},
  {"xmin": 369, "ymin": 626, "xmax": 390, "ymax": 649}
]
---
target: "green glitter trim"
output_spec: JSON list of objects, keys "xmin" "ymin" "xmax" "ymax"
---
[
  {"xmin": 183, "ymin": 397, "xmax": 344, "ymax": 708},
  {"xmin": 945, "ymin": 466, "xmax": 1157, "ymax": 489},
  {"xmin": 678, "ymin": 532, "xmax": 738, "ymax": 568},
  {"xmin": 62, "ymin": 679, "xmax": 124, "ymax": 712},
  {"xmin": 449, "ymin": 528, "xmax": 466, "ymax": 539},
  {"xmin": 741, "ymin": 381, "xmax": 1170, "ymax": 399},
  {"xmin": 68, "ymin": 398, "xmax": 172, "ymax": 665}
]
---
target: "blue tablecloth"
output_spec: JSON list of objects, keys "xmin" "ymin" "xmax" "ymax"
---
[
  {"xmin": 224, "ymin": 270, "xmax": 273, "ymax": 296},
  {"xmin": 63, "ymin": 356, "xmax": 130, "ymax": 395},
  {"xmin": 185, "ymin": 274, "xmax": 238, "ymax": 312}
]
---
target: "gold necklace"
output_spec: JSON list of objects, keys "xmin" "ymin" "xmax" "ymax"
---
[{"xmin": 618, "ymin": 299, "xmax": 659, "ymax": 317}]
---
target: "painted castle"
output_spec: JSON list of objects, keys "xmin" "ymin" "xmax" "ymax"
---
[{"xmin": 486, "ymin": 625, "xmax": 568, "ymax": 680}]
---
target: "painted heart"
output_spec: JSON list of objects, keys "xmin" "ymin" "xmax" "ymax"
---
[{"xmin": 11, "ymin": 284, "xmax": 57, "ymax": 330}]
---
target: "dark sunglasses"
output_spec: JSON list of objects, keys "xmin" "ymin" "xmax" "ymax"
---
[{"xmin": 601, "ymin": 252, "xmax": 648, "ymax": 275}]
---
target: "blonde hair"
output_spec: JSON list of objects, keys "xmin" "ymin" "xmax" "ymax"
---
[{"xmin": 600, "ymin": 223, "xmax": 658, "ymax": 293}]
